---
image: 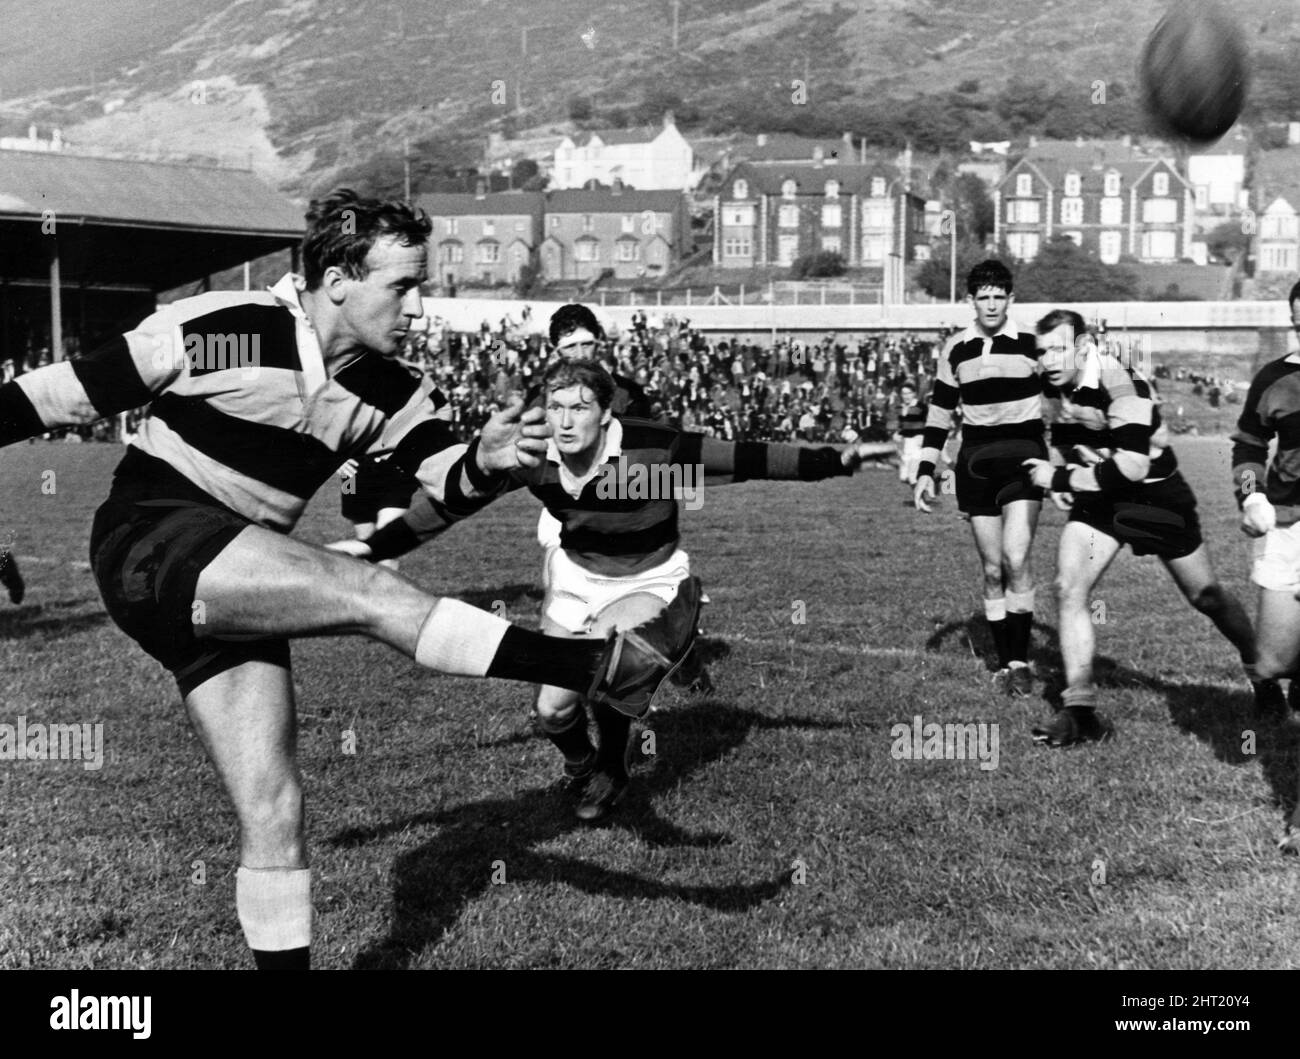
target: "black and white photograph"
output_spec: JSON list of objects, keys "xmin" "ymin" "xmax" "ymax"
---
[{"xmin": 0, "ymin": 0, "xmax": 1296, "ymax": 1027}]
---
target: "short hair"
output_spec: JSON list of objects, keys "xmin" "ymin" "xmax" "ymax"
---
[
  {"xmin": 966, "ymin": 259, "xmax": 1014, "ymax": 297},
  {"xmin": 541, "ymin": 357, "xmax": 615, "ymax": 409},
  {"xmin": 1035, "ymin": 308, "xmax": 1088, "ymax": 338},
  {"xmin": 548, "ymin": 304, "xmax": 606, "ymax": 346},
  {"xmin": 301, "ymin": 188, "xmax": 431, "ymax": 290},
  {"xmin": 1289, "ymin": 279, "xmax": 1300, "ymax": 307}
]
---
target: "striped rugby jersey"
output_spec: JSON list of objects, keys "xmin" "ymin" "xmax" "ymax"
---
[
  {"xmin": 1043, "ymin": 344, "xmax": 1175, "ymax": 493},
  {"xmin": 370, "ymin": 417, "xmax": 854, "ymax": 577},
  {"xmin": 918, "ymin": 319, "xmax": 1042, "ymax": 475},
  {"xmin": 0, "ymin": 275, "xmax": 490, "ymax": 532},
  {"xmin": 897, "ymin": 401, "xmax": 926, "ymax": 438},
  {"xmin": 1232, "ymin": 354, "xmax": 1300, "ymax": 525}
]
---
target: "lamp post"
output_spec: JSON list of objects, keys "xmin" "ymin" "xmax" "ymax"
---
[{"xmin": 940, "ymin": 209, "xmax": 957, "ymax": 303}]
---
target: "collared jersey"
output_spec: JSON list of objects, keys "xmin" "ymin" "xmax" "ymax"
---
[
  {"xmin": 1044, "ymin": 346, "xmax": 1174, "ymax": 492},
  {"xmin": 919, "ymin": 319, "xmax": 1043, "ymax": 470},
  {"xmin": 1232, "ymin": 353, "xmax": 1300, "ymax": 525},
  {"xmin": 0, "ymin": 274, "xmax": 472, "ymax": 532}
]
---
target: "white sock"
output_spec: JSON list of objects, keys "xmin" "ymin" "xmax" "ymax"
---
[
  {"xmin": 983, "ymin": 597, "xmax": 1006, "ymax": 622},
  {"xmin": 236, "ymin": 866, "xmax": 311, "ymax": 951},
  {"xmin": 1006, "ymin": 588, "xmax": 1035, "ymax": 614},
  {"xmin": 414, "ymin": 598, "xmax": 509, "ymax": 676}
]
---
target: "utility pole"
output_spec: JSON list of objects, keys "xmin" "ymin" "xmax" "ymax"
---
[
  {"xmin": 672, "ymin": 0, "xmax": 681, "ymax": 51},
  {"xmin": 403, "ymin": 136, "xmax": 411, "ymax": 201},
  {"xmin": 941, "ymin": 209, "xmax": 957, "ymax": 303}
]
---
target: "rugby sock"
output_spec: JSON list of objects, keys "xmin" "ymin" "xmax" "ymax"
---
[
  {"xmin": 984, "ymin": 597, "xmax": 1010, "ymax": 669},
  {"xmin": 538, "ymin": 704, "xmax": 596, "ymax": 770},
  {"xmin": 593, "ymin": 699, "xmax": 633, "ymax": 781},
  {"xmin": 1005, "ymin": 588, "xmax": 1035, "ymax": 666},
  {"xmin": 236, "ymin": 866, "xmax": 311, "ymax": 970},
  {"xmin": 415, "ymin": 600, "xmax": 603, "ymax": 693}
]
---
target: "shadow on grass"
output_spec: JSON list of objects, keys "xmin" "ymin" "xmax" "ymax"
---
[
  {"xmin": 0, "ymin": 602, "xmax": 109, "ymax": 641},
  {"xmin": 338, "ymin": 703, "xmax": 830, "ymax": 968},
  {"xmin": 456, "ymin": 583, "xmax": 543, "ymax": 612},
  {"xmin": 929, "ymin": 608, "xmax": 1300, "ymax": 825}
]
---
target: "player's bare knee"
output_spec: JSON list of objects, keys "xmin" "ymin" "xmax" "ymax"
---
[
  {"xmin": 238, "ymin": 778, "xmax": 304, "ymax": 851},
  {"xmin": 535, "ymin": 691, "xmax": 583, "ymax": 729},
  {"xmin": 1055, "ymin": 571, "xmax": 1088, "ymax": 608}
]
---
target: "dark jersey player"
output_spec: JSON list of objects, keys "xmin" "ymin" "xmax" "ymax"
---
[
  {"xmin": 913, "ymin": 260, "xmax": 1044, "ymax": 696},
  {"xmin": 0, "ymin": 190, "xmax": 698, "ymax": 969},
  {"xmin": 1023, "ymin": 309, "xmax": 1270, "ymax": 747},
  {"xmin": 352, "ymin": 358, "xmax": 896, "ymax": 821}
]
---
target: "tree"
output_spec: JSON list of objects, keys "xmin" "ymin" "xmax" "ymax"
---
[
  {"xmin": 951, "ymin": 172, "xmax": 995, "ymax": 245},
  {"xmin": 1014, "ymin": 236, "xmax": 1138, "ymax": 302},
  {"xmin": 790, "ymin": 251, "xmax": 847, "ymax": 279},
  {"xmin": 915, "ymin": 239, "xmax": 999, "ymax": 300},
  {"xmin": 1206, "ymin": 219, "xmax": 1250, "ymax": 265}
]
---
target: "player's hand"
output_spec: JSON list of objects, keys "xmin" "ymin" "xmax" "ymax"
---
[
  {"xmin": 913, "ymin": 474, "xmax": 936, "ymax": 513},
  {"xmin": 1074, "ymin": 445, "xmax": 1105, "ymax": 466},
  {"xmin": 844, "ymin": 441, "xmax": 897, "ymax": 469},
  {"xmin": 477, "ymin": 394, "xmax": 551, "ymax": 473},
  {"xmin": 1050, "ymin": 490, "xmax": 1074, "ymax": 511},
  {"xmin": 1241, "ymin": 492, "xmax": 1276, "ymax": 538},
  {"xmin": 337, "ymin": 458, "xmax": 359, "ymax": 479},
  {"xmin": 325, "ymin": 538, "xmax": 373, "ymax": 560},
  {"xmin": 1022, "ymin": 457, "xmax": 1055, "ymax": 491}
]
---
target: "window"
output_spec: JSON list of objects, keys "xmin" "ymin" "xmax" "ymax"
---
[
  {"xmin": 615, "ymin": 239, "xmax": 639, "ymax": 262},
  {"xmin": 822, "ymin": 203, "xmax": 842, "ymax": 228},
  {"xmin": 863, "ymin": 203, "xmax": 892, "ymax": 228},
  {"xmin": 778, "ymin": 204, "xmax": 799, "ymax": 228},
  {"xmin": 723, "ymin": 205, "xmax": 755, "ymax": 227},
  {"xmin": 1153, "ymin": 171, "xmax": 1169, "ymax": 197},
  {"xmin": 1060, "ymin": 198, "xmax": 1083, "ymax": 225},
  {"xmin": 1141, "ymin": 230, "xmax": 1177, "ymax": 260},
  {"xmin": 515, "ymin": 220, "xmax": 524, "ymax": 233},
  {"xmin": 1143, "ymin": 198, "xmax": 1177, "ymax": 223},
  {"xmin": 781, "ymin": 179, "xmax": 798, "ymax": 200},
  {"xmin": 1263, "ymin": 245, "xmax": 1298, "ymax": 272},
  {"xmin": 1099, "ymin": 230, "xmax": 1123, "ymax": 264},
  {"xmin": 824, "ymin": 179, "xmax": 840, "ymax": 199},
  {"xmin": 574, "ymin": 239, "xmax": 598, "ymax": 262},
  {"xmin": 871, "ymin": 177, "xmax": 887, "ymax": 197},
  {"xmin": 440, "ymin": 242, "xmax": 463, "ymax": 264},
  {"xmin": 550, "ymin": 215, "xmax": 559, "ymax": 228},
  {"xmin": 447, "ymin": 218, "xmax": 459, "ymax": 236},
  {"xmin": 777, "ymin": 233, "xmax": 799, "ymax": 265},
  {"xmin": 1100, "ymin": 197, "xmax": 1123, "ymax": 225},
  {"xmin": 1016, "ymin": 173, "xmax": 1032, "ymax": 197},
  {"xmin": 862, "ymin": 234, "xmax": 888, "ymax": 263},
  {"xmin": 1007, "ymin": 231, "xmax": 1040, "ymax": 261},
  {"xmin": 1064, "ymin": 172, "xmax": 1081, "ymax": 197},
  {"xmin": 582, "ymin": 214, "xmax": 594, "ymax": 232},
  {"xmin": 483, "ymin": 219, "xmax": 495, "ymax": 237},
  {"xmin": 1007, "ymin": 200, "xmax": 1040, "ymax": 224},
  {"xmin": 723, "ymin": 237, "xmax": 752, "ymax": 258},
  {"xmin": 822, "ymin": 234, "xmax": 842, "ymax": 254},
  {"xmin": 477, "ymin": 241, "xmax": 500, "ymax": 264},
  {"xmin": 1104, "ymin": 170, "xmax": 1121, "ymax": 197},
  {"xmin": 1194, "ymin": 185, "xmax": 1209, "ymax": 210},
  {"xmin": 733, "ymin": 178, "xmax": 749, "ymax": 199},
  {"xmin": 621, "ymin": 215, "xmax": 635, "ymax": 233}
]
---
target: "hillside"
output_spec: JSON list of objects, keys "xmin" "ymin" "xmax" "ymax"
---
[{"xmin": 0, "ymin": 0, "xmax": 1294, "ymax": 198}]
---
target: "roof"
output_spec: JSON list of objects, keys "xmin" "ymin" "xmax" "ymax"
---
[
  {"xmin": 724, "ymin": 160, "xmax": 911, "ymax": 197},
  {"xmin": 735, "ymin": 134, "xmax": 857, "ymax": 164},
  {"xmin": 1004, "ymin": 154, "xmax": 1188, "ymax": 194},
  {"xmin": 1255, "ymin": 146, "xmax": 1300, "ymax": 211},
  {"xmin": 416, "ymin": 191, "xmax": 545, "ymax": 218},
  {"xmin": 568, "ymin": 126, "xmax": 664, "ymax": 148},
  {"xmin": 544, "ymin": 188, "xmax": 684, "ymax": 213},
  {"xmin": 0, "ymin": 149, "xmax": 303, "ymax": 234}
]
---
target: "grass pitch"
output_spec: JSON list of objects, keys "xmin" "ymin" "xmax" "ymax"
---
[{"xmin": 2, "ymin": 435, "xmax": 1299, "ymax": 970}]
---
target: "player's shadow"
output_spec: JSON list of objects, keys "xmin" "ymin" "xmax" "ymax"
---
[
  {"xmin": 455, "ymin": 582, "xmax": 544, "ymax": 611},
  {"xmin": 0, "ymin": 602, "xmax": 109, "ymax": 641},
  {"xmin": 339, "ymin": 703, "xmax": 837, "ymax": 969},
  {"xmin": 928, "ymin": 608, "xmax": 1300, "ymax": 822}
]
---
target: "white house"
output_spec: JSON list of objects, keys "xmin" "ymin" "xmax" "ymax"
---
[
  {"xmin": 552, "ymin": 112, "xmax": 695, "ymax": 191},
  {"xmin": 1187, "ymin": 128, "xmax": 1248, "ymax": 216},
  {"xmin": 1257, "ymin": 196, "xmax": 1300, "ymax": 275}
]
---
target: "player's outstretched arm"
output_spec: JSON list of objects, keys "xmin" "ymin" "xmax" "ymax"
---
[{"xmin": 683, "ymin": 433, "xmax": 895, "ymax": 486}]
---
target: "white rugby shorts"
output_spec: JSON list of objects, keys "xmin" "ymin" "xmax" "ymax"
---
[
  {"xmin": 542, "ymin": 545, "xmax": 691, "ymax": 634},
  {"xmin": 1251, "ymin": 521, "xmax": 1300, "ymax": 592}
]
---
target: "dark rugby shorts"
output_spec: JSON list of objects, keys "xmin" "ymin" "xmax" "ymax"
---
[
  {"xmin": 1068, "ymin": 471, "xmax": 1203, "ymax": 560},
  {"xmin": 90, "ymin": 495, "xmax": 289, "ymax": 696},
  {"xmin": 954, "ymin": 438, "xmax": 1048, "ymax": 516},
  {"xmin": 340, "ymin": 455, "xmax": 418, "ymax": 523}
]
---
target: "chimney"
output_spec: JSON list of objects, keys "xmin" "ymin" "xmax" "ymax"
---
[
  {"xmin": 813, "ymin": 145, "xmax": 824, "ymax": 167},
  {"xmin": 611, "ymin": 176, "xmax": 623, "ymax": 195},
  {"xmin": 756, "ymin": 133, "xmax": 769, "ymax": 147},
  {"xmin": 1092, "ymin": 148, "xmax": 1104, "ymax": 171},
  {"xmin": 475, "ymin": 178, "xmax": 487, "ymax": 200},
  {"xmin": 663, "ymin": 109, "xmax": 675, "ymax": 128},
  {"xmin": 51, "ymin": 128, "xmax": 62, "ymax": 150},
  {"xmin": 27, "ymin": 124, "xmax": 37, "ymax": 142},
  {"xmin": 843, "ymin": 131, "xmax": 853, "ymax": 148},
  {"xmin": 1122, "ymin": 133, "xmax": 1132, "ymax": 148},
  {"xmin": 1075, "ymin": 135, "xmax": 1084, "ymax": 147},
  {"xmin": 1029, "ymin": 134, "xmax": 1037, "ymax": 148}
]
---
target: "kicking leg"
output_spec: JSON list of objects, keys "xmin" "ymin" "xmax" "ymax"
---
[{"xmin": 184, "ymin": 658, "xmax": 310, "ymax": 970}]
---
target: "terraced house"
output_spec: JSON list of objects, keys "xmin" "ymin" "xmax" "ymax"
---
[
  {"xmin": 712, "ymin": 160, "xmax": 927, "ymax": 269},
  {"xmin": 418, "ymin": 189, "xmax": 545, "ymax": 287},
  {"xmin": 995, "ymin": 144, "xmax": 1194, "ymax": 264},
  {"xmin": 539, "ymin": 186, "xmax": 689, "ymax": 282}
]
